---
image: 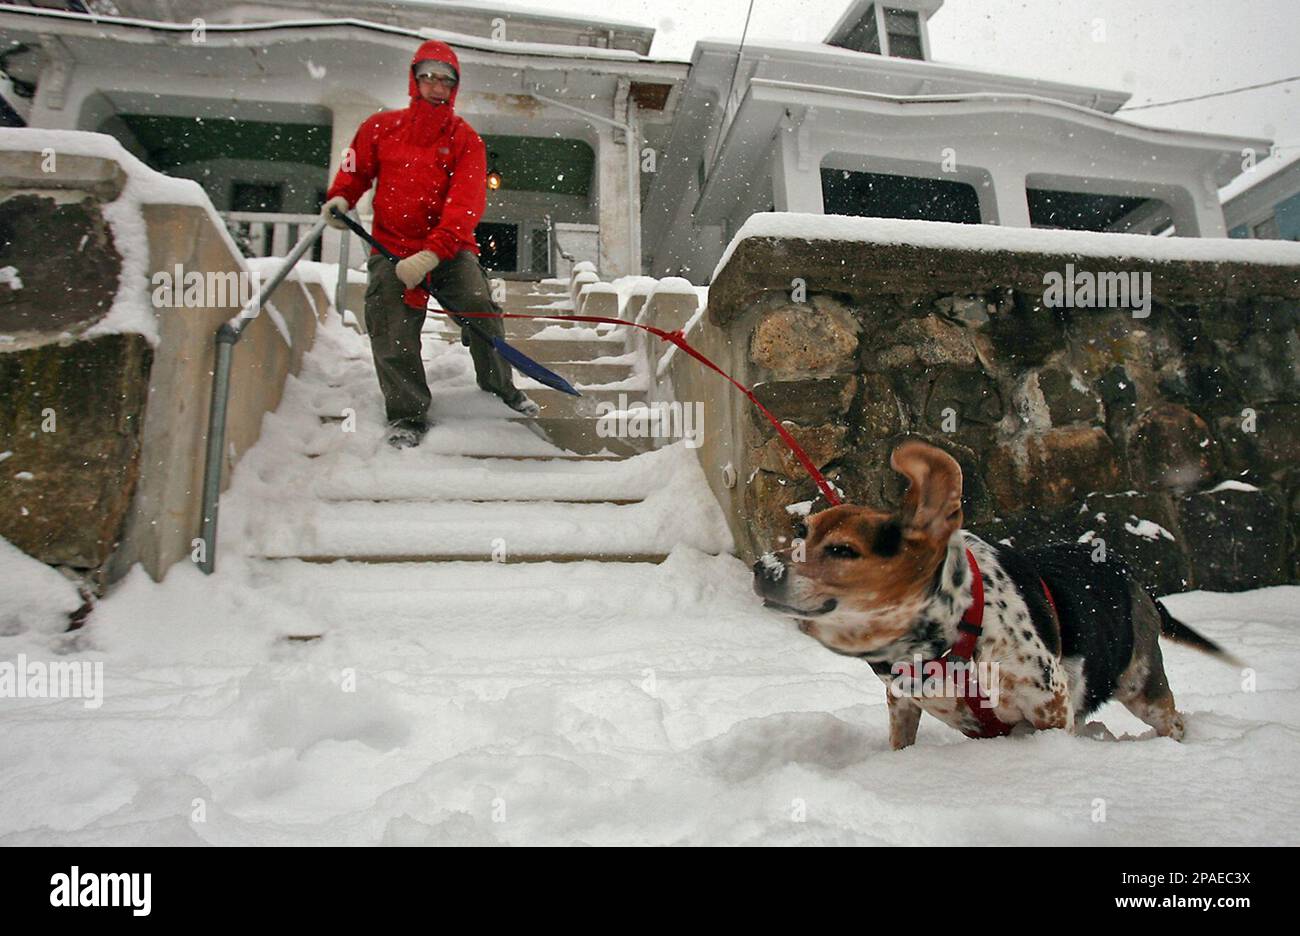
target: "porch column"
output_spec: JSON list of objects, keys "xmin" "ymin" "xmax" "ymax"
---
[
  {"xmin": 594, "ymin": 118, "xmax": 640, "ymax": 278},
  {"xmin": 1167, "ymin": 176, "xmax": 1227, "ymax": 237},
  {"xmin": 987, "ymin": 169, "xmax": 1031, "ymax": 227},
  {"xmin": 324, "ymin": 92, "xmax": 383, "ymax": 264},
  {"xmin": 772, "ymin": 113, "xmax": 824, "ymax": 213}
]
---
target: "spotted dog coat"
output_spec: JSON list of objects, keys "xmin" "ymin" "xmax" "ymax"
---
[{"xmin": 752, "ymin": 440, "xmax": 1237, "ymax": 749}]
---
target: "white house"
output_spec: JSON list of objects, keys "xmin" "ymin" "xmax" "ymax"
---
[
  {"xmin": 0, "ymin": 0, "xmax": 1275, "ymax": 283},
  {"xmin": 1222, "ymin": 153, "xmax": 1300, "ymax": 241},
  {"xmin": 0, "ymin": 0, "xmax": 687, "ymax": 278},
  {"xmin": 643, "ymin": 0, "xmax": 1273, "ymax": 279}
]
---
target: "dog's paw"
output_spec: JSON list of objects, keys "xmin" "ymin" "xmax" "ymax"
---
[{"xmin": 1077, "ymin": 720, "xmax": 1118, "ymax": 742}]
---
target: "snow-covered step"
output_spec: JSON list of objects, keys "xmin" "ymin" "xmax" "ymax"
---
[
  {"xmin": 308, "ymin": 446, "xmax": 686, "ymax": 501},
  {"xmin": 507, "ymin": 338, "xmax": 625, "ymax": 362},
  {"xmin": 544, "ymin": 361, "xmax": 634, "ymax": 385},
  {"xmin": 504, "ymin": 319, "xmax": 611, "ymax": 338},
  {"xmin": 517, "ymin": 386, "xmax": 648, "ymax": 411},
  {"xmin": 501, "ymin": 417, "xmax": 654, "ymax": 457},
  {"xmin": 248, "ymin": 555, "xmax": 741, "ymax": 624},
  {"xmin": 306, "ymin": 410, "xmax": 652, "ymax": 457},
  {"xmin": 296, "ymin": 418, "xmax": 597, "ymax": 459},
  {"xmin": 501, "ymin": 279, "xmax": 569, "ymax": 298},
  {"xmin": 422, "ymin": 317, "xmax": 586, "ymax": 338},
  {"xmin": 248, "ymin": 498, "xmax": 731, "ymax": 563}
]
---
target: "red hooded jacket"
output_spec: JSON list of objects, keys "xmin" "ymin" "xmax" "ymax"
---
[{"xmin": 326, "ymin": 40, "xmax": 486, "ymax": 307}]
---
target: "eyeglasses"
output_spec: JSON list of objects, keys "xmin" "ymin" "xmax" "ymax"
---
[{"xmin": 415, "ymin": 73, "xmax": 458, "ymax": 87}]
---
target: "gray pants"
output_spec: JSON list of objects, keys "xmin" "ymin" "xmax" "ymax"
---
[{"xmin": 364, "ymin": 250, "xmax": 521, "ymax": 425}]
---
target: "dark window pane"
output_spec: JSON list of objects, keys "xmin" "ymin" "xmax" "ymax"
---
[
  {"xmin": 821, "ymin": 168, "xmax": 981, "ymax": 224},
  {"xmin": 1028, "ymin": 188, "xmax": 1152, "ymax": 231},
  {"xmin": 885, "ymin": 8, "xmax": 922, "ymax": 58},
  {"xmin": 231, "ymin": 181, "xmax": 282, "ymax": 213},
  {"xmin": 884, "ymin": 8, "xmax": 920, "ymax": 35},
  {"xmin": 888, "ymin": 34, "xmax": 924, "ymax": 59},
  {"xmin": 476, "ymin": 222, "xmax": 518, "ymax": 272},
  {"xmin": 838, "ymin": 4, "xmax": 881, "ymax": 54},
  {"xmin": 1252, "ymin": 215, "xmax": 1280, "ymax": 239}
]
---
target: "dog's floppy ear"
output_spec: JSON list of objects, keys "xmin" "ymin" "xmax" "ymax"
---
[{"xmin": 890, "ymin": 440, "xmax": 963, "ymax": 542}]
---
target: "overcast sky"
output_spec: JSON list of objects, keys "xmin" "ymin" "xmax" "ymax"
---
[{"xmin": 474, "ymin": 0, "xmax": 1298, "ymax": 157}]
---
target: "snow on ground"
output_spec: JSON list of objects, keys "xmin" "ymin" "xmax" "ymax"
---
[{"xmin": 2, "ymin": 317, "xmax": 1299, "ymax": 845}]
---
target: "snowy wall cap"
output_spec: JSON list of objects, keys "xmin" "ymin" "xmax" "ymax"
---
[{"xmin": 414, "ymin": 60, "xmax": 458, "ymax": 82}]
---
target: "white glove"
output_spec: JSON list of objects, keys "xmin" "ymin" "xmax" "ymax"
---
[
  {"xmin": 321, "ymin": 196, "xmax": 350, "ymax": 230},
  {"xmin": 395, "ymin": 250, "xmax": 440, "ymax": 289}
]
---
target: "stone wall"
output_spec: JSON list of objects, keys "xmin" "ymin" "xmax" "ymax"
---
[
  {"xmin": 694, "ymin": 232, "xmax": 1300, "ymax": 595},
  {"xmin": 0, "ymin": 142, "xmax": 320, "ymax": 591}
]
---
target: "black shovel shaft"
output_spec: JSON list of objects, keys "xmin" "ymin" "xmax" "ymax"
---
[{"xmin": 329, "ymin": 207, "xmax": 500, "ymax": 346}]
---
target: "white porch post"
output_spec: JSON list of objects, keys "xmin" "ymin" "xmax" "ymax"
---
[
  {"xmin": 595, "ymin": 122, "xmax": 637, "ymax": 277},
  {"xmin": 1167, "ymin": 176, "xmax": 1227, "ymax": 237},
  {"xmin": 324, "ymin": 92, "xmax": 382, "ymax": 264},
  {"xmin": 772, "ymin": 114, "xmax": 824, "ymax": 213},
  {"xmin": 617, "ymin": 78, "xmax": 642, "ymax": 277},
  {"xmin": 987, "ymin": 169, "xmax": 1031, "ymax": 227}
]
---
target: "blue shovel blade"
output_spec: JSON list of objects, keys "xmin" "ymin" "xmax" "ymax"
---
[{"xmin": 492, "ymin": 337, "xmax": 582, "ymax": 396}]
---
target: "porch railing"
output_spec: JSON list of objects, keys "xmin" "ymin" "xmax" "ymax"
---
[{"xmin": 220, "ymin": 210, "xmax": 356, "ymax": 265}]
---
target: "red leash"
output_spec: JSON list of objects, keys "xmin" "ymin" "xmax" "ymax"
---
[{"xmin": 432, "ymin": 307, "xmax": 844, "ymax": 505}]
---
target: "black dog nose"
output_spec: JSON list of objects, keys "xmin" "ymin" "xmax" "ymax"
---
[{"xmin": 753, "ymin": 554, "xmax": 786, "ymax": 583}]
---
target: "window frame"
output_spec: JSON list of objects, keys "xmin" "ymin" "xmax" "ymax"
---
[{"xmin": 881, "ymin": 6, "xmax": 927, "ymax": 60}]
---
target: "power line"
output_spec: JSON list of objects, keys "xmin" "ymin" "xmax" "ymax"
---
[
  {"xmin": 1119, "ymin": 74, "xmax": 1300, "ymax": 111},
  {"xmin": 707, "ymin": 0, "xmax": 757, "ymax": 179}
]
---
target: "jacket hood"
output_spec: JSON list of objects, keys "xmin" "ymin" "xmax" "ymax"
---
[{"xmin": 408, "ymin": 39, "xmax": 461, "ymax": 110}]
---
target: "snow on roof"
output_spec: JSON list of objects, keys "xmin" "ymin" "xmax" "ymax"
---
[
  {"xmin": 1219, "ymin": 151, "xmax": 1300, "ymax": 204},
  {"xmin": 713, "ymin": 212, "xmax": 1300, "ymax": 282},
  {"xmin": 0, "ymin": 128, "xmax": 248, "ymax": 346},
  {"xmin": 692, "ymin": 36, "xmax": 1129, "ymax": 111},
  {"xmin": 414, "ymin": 26, "xmax": 641, "ymax": 62},
  {"xmin": 0, "ymin": 5, "xmax": 656, "ymax": 65},
  {"xmin": 402, "ymin": 0, "xmax": 653, "ymax": 35}
]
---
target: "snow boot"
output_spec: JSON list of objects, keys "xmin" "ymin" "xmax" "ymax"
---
[
  {"xmin": 505, "ymin": 392, "xmax": 541, "ymax": 417},
  {"xmin": 386, "ymin": 418, "xmax": 430, "ymax": 449}
]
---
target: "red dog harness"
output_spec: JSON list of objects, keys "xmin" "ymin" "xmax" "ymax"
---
[{"xmin": 898, "ymin": 549, "xmax": 1058, "ymax": 739}]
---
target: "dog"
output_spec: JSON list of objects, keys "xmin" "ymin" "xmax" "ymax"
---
[{"xmin": 752, "ymin": 439, "xmax": 1238, "ymax": 749}]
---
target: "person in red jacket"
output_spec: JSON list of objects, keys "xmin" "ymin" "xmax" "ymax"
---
[{"xmin": 321, "ymin": 39, "xmax": 539, "ymax": 449}]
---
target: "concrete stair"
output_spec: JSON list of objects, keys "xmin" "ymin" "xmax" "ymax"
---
[
  {"xmin": 241, "ymin": 274, "xmax": 729, "ymax": 638},
  {"xmin": 422, "ymin": 277, "xmax": 648, "ymax": 457}
]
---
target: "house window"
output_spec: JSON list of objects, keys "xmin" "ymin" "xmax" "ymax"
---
[
  {"xmin": 1027, "ymin": 188, "xmax": 1151, "ymax": 232},
  {"xmin": 1252, "ymin": 215, "xmax": 1280, "ymax": 239},
  {"xmin": 822, "ymin": 168, "xmax": 981, "ymax": 224},
  {"xmin": 884, "ymin": 8, "xmax": 924, "ymax": 60},
  {"xmin": 840, "ymin": 4, "xmax": 882, "ymax": 54},
  {"xmin": 231, "ymin": 181, "xmax": 283, "ymax": 213}
]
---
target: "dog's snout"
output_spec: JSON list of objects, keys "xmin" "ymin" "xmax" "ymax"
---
[{"xmin": 753, "ymin": 553, "xmax": 786, "ymax": 584}]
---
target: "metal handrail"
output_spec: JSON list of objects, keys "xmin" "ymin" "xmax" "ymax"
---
[
  {"xmin": 544, "ymin": 213, "xmax": 576, "ymax": 274},
  {"xmin": 197, "ymin": 215, "xmax": 348, "ymax": 574}
]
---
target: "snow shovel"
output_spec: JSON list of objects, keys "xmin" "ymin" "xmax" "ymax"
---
[{"xmin": 330, "ymin": 208, "xmax": 581, "ymax": 397}]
